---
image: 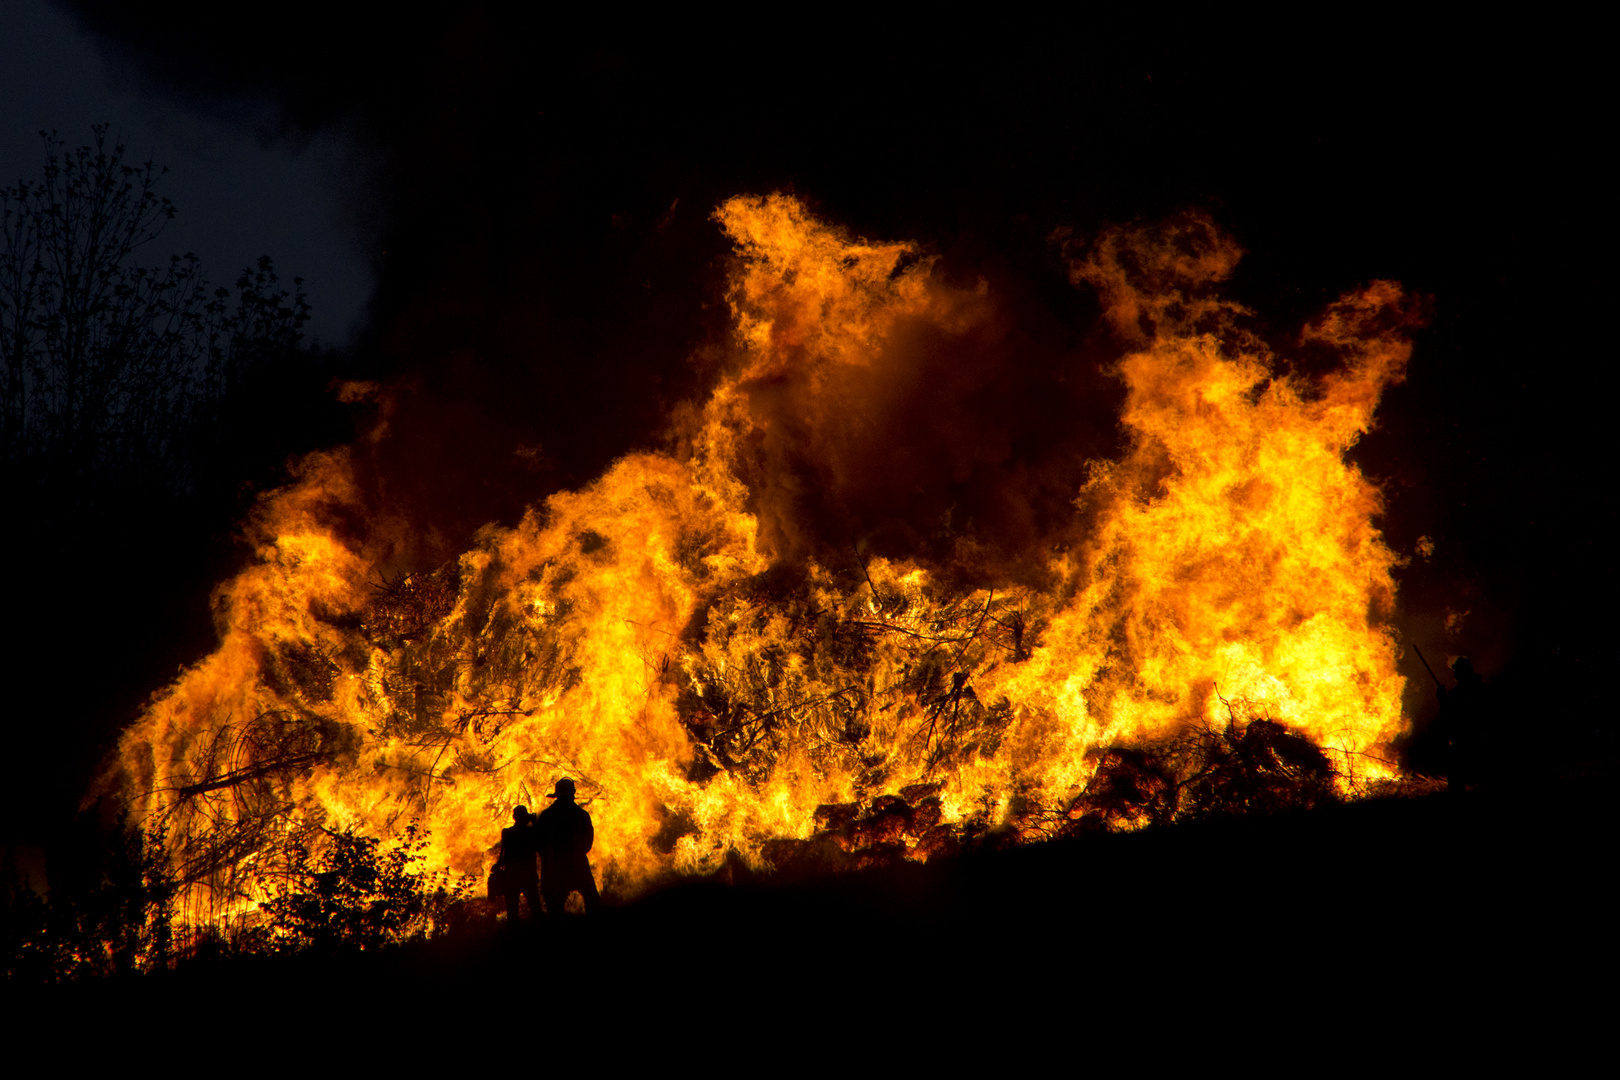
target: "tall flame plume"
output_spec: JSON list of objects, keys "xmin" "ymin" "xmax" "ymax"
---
[{"xmin": 113, "ymin": 196, "xmax": 1423, "ymax": 925}]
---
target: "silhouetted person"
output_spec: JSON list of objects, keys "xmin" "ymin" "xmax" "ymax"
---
[
  {"xmin": 498, "ymin": 805, "xmax": 541, "ymax": 922},
  {"xmin": 1436, "ymin": 657, "xmax": 1490, "ymax": 791},
  {"xmin": 535, "ymin": 778, "xmax": 600, "ymax": 915}
]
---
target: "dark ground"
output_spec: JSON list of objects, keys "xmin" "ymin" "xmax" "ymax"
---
[{"xmin": 14, "ymin": 776, "xmax": 1613, "ymax": 1060}]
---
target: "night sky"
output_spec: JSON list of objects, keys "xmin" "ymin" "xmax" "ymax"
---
[{"xmin": 2, "ymin": 5, "xmax": 1610, "ymax": 853}]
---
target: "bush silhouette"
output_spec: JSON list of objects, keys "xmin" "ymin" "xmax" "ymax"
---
[{"xmin": 251, "ymin": 823, "xmax": 467, "ymax": 955}]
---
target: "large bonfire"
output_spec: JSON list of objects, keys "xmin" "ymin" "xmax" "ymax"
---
[{"xmin": 113, "ymin": 196, "xmax": 1424, "ymax": 926}]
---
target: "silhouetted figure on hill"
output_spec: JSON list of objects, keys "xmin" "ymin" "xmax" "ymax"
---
[
  {"xmin": 1437, "ymin": 657, "xmax": 1491, "ymax": 791},
  {"xmin": 498, "ymin": 805, "xmax": 541, "ymax": 922},
  {"xmin": 535, "ymin": 778, "xmax": 600, "ymax": 915}
]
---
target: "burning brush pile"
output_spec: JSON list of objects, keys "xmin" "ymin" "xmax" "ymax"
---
[{"xmin": 110, "ymin": 196, "xmax": 1425, "ymax": 928}]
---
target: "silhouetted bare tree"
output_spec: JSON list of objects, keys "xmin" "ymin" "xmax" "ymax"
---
[{"xmin": 1, "ymin": 124, "xmax": 309, "ymax": 498}]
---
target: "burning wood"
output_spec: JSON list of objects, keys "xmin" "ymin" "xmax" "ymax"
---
[{"xmin": 107, "ymin": 196, "xmax": 1424, "ymax": 928}]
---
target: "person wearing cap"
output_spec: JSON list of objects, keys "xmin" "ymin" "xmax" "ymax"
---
[
  {"xmin": 534, "ymin": 777, "xmax": 601, "ymax": 915},
  {"xmin": 498, "ymin": 805, "xmax": 541, "ymax": 922}
]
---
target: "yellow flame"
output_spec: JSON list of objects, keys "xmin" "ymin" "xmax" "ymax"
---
[{"xmin": 113, "ymin": 197, "xmax": 1420, "ymax": 925}]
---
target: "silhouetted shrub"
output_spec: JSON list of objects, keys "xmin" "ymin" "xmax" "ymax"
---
[
  {"xmin": 246, "ymin": 823, "xmax": 469, "ymax": 955},
  {"xmin": 1, "ymin": 815, "xmax": 174, "ymax": 983}
]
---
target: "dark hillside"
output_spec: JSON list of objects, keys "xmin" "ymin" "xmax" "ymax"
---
[{"xmin": 19, "ymin": 777, "xmax": 1613, "ymax": 1054}]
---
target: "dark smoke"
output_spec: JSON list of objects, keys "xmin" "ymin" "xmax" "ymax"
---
[
  {"xmin": 61, "ymin": 7, "xmax": 1495, "ymax": 554},
  {"xmin": 48, "ymin": 5, "xmax": 1620, "ymax": 787},
  {"xmin": 708, "ymin": 251, "xmax": 1125, "ymax": 587}
]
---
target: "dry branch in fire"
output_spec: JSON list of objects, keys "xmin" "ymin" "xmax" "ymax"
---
[
  {"xmin": 148, "ymin": 709, "xmax": 351, "ymax": 917},
  {"xmin": 1030, "ymin": 697, "xmax": 1341, "ymax": 839},
  {"xmin": 676, "ymin": 564, "xmax": 1035, "ymax": 794}
]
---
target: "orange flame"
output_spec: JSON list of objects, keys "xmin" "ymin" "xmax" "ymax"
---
[{"xmin": 113, "ymin": 196, "xmax": 1422, "ymax": 924}]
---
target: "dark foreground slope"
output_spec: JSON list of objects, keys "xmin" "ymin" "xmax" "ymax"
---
[{"xmin": 12, "ymin": 775, "xmax": 1614, "ymax": 1061}]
